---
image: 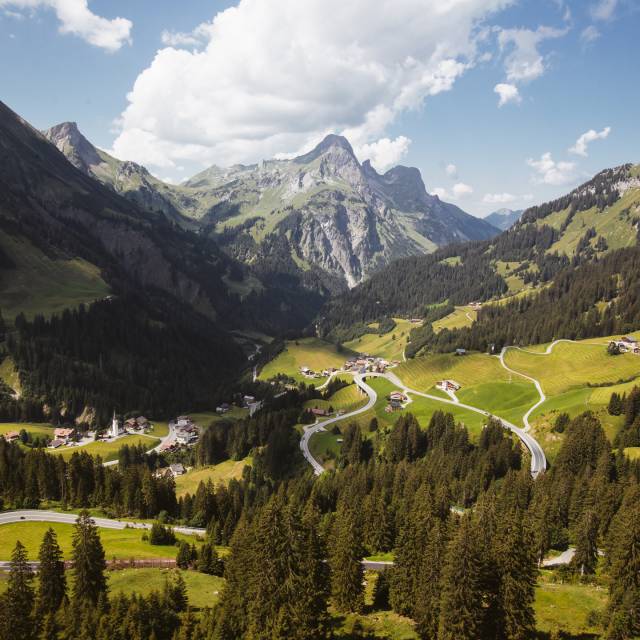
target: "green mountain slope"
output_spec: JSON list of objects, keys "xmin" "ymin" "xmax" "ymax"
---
[
  {"xmin": 320, "ymin": 163, "xmax": 640, "ymax": 349},
  {"xmin": 48, "ymin": 126, "xmax": 499, "ymax": 289}
]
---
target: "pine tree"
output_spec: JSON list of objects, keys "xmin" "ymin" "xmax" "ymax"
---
[
  {"xmin": 39, "ymin": 612, "xmax": 59, "ymax": 640},
  {"xmin": 496, "ymin": 512, "xmax": 537, "ymax": 640},
  {"xmin": 37, "ymin": 527, "xmax": 67, "ymax": 614},
  {"xmin": 605, "ymin": 497, "xmax": 640, "ymax": 639},
  {"xmin": 3, "ymin": 541, "xmax": 36, "ymax": 640},
  {"xmin": 176, "ymin": 541, "xmax": 192, "ymax": 570},
  {"xmin": 71, "ymin": 511, "xmax": 107, "ymax": 605},
  {"xmin": 329, "ymin": 504, "xmax": 364, "ymax": 613},
  {"xmin": 438, "ymin": 516, "xmax": 484, "ymax": 640},
  {"xmin": 572, "ymin": 508, "xmax": 599, "ymax": 576}
]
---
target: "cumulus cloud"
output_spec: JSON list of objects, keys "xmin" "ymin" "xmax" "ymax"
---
[
  {"xmin": 0, "ymin": 0, "xmax": 132, "ymax": 51},
  {"xmin": 569, "ymin": 126, "xmax": 611, "ymax": 156},
  {"xmin": 527, "ymin": 152, "xmax": 576, "ymax": 185},
  {"xmin": 494, "ymin": 82, "xmax": 521, "ymax": 106},
  {"xmin": 110, "ymin": 0, "xmax": 514, "ymax": 169},
  {"xmin": 355, "ymin": 136, "xmax": 411, "ymax": 173},
  {"xmin": 483, "ymin": 192, "xmax": 533, "ymax": 204},
  {"xmin": 433, "ymin": 182, "xmax": 474, "ymax": 201},
  {"xmin": 445, "ymin": 163, "xmax": 458, "ymax": 178},
  {"xmin": 497, "ymin": 25, "xmax": 567, "ymax": 84},
  {"xmin": 591, "ymin": 0, "xmax": 618, "ymax": 21}
]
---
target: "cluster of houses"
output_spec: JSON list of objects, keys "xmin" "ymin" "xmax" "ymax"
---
[
  {"xmin": 300, "ymin": 366, "xmax": 337, "ymax": 380},
  {"xmin": 159, "ymin": 415, "xmax": 201, "ymax": 453},
  {"xmin": 610, "ymin": 336, "xmax": 640, "ymax": 354},
  {"xmin": 3, "ymin": 430, "xmax": 20, "ymax": 443},
  {"xmin": 344, "ymin": 356, "xmax": 396, "ymax": 374},
  {"xmin": 385, "ymin": 390, "xmax": 408, "ymax": 413},
  {"xmin": 216, "ymin": 394, "xmax": 262, "ymax": 417},
  {"xmin": 48, "ymin": 427, "xmax": 76, "ymax": 449},
  {"xmin": 122, "ymin": 416, "xmax": 151, "ymax": 433}
]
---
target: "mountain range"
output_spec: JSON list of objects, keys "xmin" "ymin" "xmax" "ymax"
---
[
  {"xmin": 45, "ymin": 123, "xmax": 499, "ymax": 289},
  {"xmin": 484, "ymin": 207, "xmax": 523, "ymax": 230}
]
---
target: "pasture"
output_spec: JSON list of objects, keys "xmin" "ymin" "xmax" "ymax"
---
[
  {"xmin": 50, "ymin": 434, "xmax": 160, "ymax": 462},
  {"xmin": 258, "ymin": 337, "xmax": 352, "ymax": 383},
  {"xmin": 432, "ymin": 306, "xmax": 477, "ymax": 333},
  {"xmin": 174, "ymin": 457, "xmax": 253, "ymax": 497},
  {"xmin": 344, "ymin": 318, "xmax": 415, "ymax": 361}
]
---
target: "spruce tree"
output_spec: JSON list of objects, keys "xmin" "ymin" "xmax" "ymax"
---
[
  {"xmin": 605, "ymin": 497, "xmax": 640, "ymax": 639},
  {"xmin": 3, "ymin": 541, "xmax": 36, "ymax": 640},
  {"xmin": 496, "ymin": 512, "xmax": 537, "ymax": 640},
  {"xmin": 438, "ymin": 516, "xmax": 484, "ymax": 640},
  {"xmin": 329, "ymin": 504, "xmax": 364, "ymax": 613},
  {"xmin": 572, "ymin": 508, "xmax": 599, "ymax": 576},
  {"xmin": 71, "ymin": 511, "xmax": 107, "ymax": 605},
  {"xmin": 176, "ymin": 541, "xmax": 192, "ymax": 569},
  {"xmin": 37, "ymin": 527, "xmax": 67, "ymax": 614}
]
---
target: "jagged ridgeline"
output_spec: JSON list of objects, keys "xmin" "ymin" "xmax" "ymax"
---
[
  {"xmin": 320, "ymin": 163, "xmax": 640, "ymax": 351},
  {"xmin": 45, "ymin": 124, "xmax": 498, "ymax": 290}
]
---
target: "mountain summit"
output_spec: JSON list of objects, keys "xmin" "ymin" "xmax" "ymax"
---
[{"xmin": 47, "ymin": 127, "xmax": 499, "ymax": 288}]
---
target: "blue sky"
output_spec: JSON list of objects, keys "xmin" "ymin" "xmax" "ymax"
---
[{"xmin": 1, "ymin": 0, "xmax": 638, "ymax": 216}]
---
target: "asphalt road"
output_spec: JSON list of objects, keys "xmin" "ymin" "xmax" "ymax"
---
[
  {"xmin": 301, "ymin": 367, "xmax": 547, "ymax": 478},
  {"xmin": 300, "ymin": 374, "xmax": 378, "ymax": 475},
  {"xmin": 0, "ymin": 509, "xmax": 206, "ymax": 536}
]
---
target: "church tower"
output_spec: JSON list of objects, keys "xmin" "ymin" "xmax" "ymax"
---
[{"xmin": 111, "ymin": 411, "xmax": 119, "ymax": 438}]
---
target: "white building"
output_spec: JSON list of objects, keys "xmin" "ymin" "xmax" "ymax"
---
[{"xmin": 111, "ymin": 412, "xmax": 120, "ymax": 438}]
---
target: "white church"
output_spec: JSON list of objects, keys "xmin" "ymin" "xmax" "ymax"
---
[{"xmin": 110, "ymin": 412, "xmax": 123, "ymax": 439}]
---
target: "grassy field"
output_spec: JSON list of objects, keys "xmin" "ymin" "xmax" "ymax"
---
[
  {"xmin": 504, "ymin": 341, "xmax": 640, "ymax": 396},
  {"xmin": 258, "ymin": 337, "xmax": 352, "ymax": 383},
  {"xmin": 303, "ymin": 383, "xmax": 368, "ymax": 415},
  {"xmin": 344, "ymin": 318, "xmax": 416, "ymax": 361},
  {"xmin": 457, "ymin": 380, "xmax": 539, "ymax": 428},
  {"xmin": 50, "ymin": 434, "xmax": 160, "ymax": 462},
  {"xmin": 0, "ymin": 229, "xmax": 111, "ymax": 322},
  {"xmin": 174, "ymin": 457, "xmax": 253, "ymax": 497},
  {"xmin": 624, "ymin": 447, "xmax": 640, "ymax": 460},
  {"xmin": 395, "ymin": 352, "xmax": 510, "ymax": 393},
  {"xmin": 0, "ymin": 568, "xmax": 224, "ymax": 610},
  {"xmin": 534, "ymin": 571, "xmax": 608, "ymax": 637},
  {"xmin": 432, "ymin": 306, "xmax": 477, "ymax": 333},
  {"xmin": 189, "ymin": 407, "xmax": 249, "ymax": 428},
  {"xmin": 0, "ymin": 521, "xmax": 202, "ymax": 561},
  {"xmin": 0, "ymin": 422, "xmax": 55, "ymax": 440},
  {"xmin": 107, "ymin": 568, "xmax": 224, "ymax": 609}
]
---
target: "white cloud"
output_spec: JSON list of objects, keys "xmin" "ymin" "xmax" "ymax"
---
[
  {"xmin": 580, "ymin": 25, "xmax": 601, "ymax": 43},
  {"xmin": 483, "ymin": 192, "xmax": 533, "ymax": 204},
  {"xmin": 0, "ymin": 0, "xmax": 132, "ymax": 51},
  {"xmin": 445, "ymin": 163, "xmax": 458, "ymax": 178},
  {"xmin": 160, "ymin": 22, "xmax": 213, "ymax": 48},
  {"xmin": 433, "ymin": 182, "xmax": 474, "ymax": 201},
  {"xmin": 355, "ymin": 136, "xmax": 411, "ymax": 173},
  {"xmin": 569, "ymin": 126, "xmax": 611, "ymax": 157},
  {"xmin": 494, "ymin": 82, "xmax": 521, "ymax": 106},
  {"xmin": 497, "ymin": 25, "xmax": 567, "ymax": 84},
  {"xmin": 591, "ymin": 0, "xmax": 618, "ymax": 21},
  {"xmin": 527, "ymin": 152, "xmax": 576, "ymax": 185},
  {"xmin": 110, "ymin": 0, "xmax": 515, "ymax": 169}
]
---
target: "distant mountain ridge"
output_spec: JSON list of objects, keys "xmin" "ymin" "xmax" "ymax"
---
[
  {"xmin": 484, "ymin": 208, "xmax": 523, "ymax": 230},
  {"xmin": 46, "ymin": 124, "xmax": 499, "ymax": 288}
]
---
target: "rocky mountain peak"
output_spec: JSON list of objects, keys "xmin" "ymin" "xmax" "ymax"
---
[
  {"xmin": 294, "ymin": 133, "xmax": 356, "ymax": 165},
  {"xmin": 45, "ymin": 121, "xmax": 102, "ymax": 174}
]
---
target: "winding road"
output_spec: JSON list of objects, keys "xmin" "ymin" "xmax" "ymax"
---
[{"xmin": 300, "ymin": 365, "xmax": 547, "ymax": 478}]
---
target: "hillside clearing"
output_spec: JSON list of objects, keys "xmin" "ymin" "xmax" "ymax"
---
[{"xmin": 174, "ymin": 457, "xmax": 253, "ymax": 497}]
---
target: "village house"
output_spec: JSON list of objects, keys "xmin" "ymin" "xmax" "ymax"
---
[
  {"xmin": 311, "ymin": 407, "xmax": 330, "ymax": 417},
  {"xmin": 48, "ymin": 438, "xmax": 64, "ymax": 449},
  {"xmin": 455, "ymin": 348, "xmax": 467, "ymax": 356},
  {"xmin": 169, "ymin": 463, "xmax": 185, "ymax": 477},
  {"xmin": 54, "ymin": 427, "xmax": 75, "ymax": 443},
  {"xmin": 437, "ymin": 380, "xmax": 461, "ymax": 392},
  {"xmin": 216, "ymin": 403, "xmax": 231, "ymax": 414},
  {"xmin": 243, "ymin": 395, "xmax": 256, "ymax": 407},
  {"xmin": 3, "ymin": 430, "xmax": 19, "ymax": 443},
  {"xmin": 611, "ymin": 336, "xmax": 640, "ymax": 354}
]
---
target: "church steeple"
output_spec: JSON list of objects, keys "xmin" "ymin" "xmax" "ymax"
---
[{"xmin": 111, "ymin": 411, "xmax": 119, "ymax": 438}]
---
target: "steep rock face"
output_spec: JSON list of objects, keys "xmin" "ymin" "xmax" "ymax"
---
[
  {"xmin": 44, "ymin": 122, "xmax": 195, "ymax": 227},
  {"xmin": 48, "ymin": 123, "xmax": 499, "ymax": 288}
]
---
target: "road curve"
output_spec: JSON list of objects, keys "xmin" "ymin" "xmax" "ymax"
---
[
  {"xmin": 499, "ymin": 339, "xmax": 575, "ymax": 432},
  {"xmin": 0, "ymin": 509, "xmax": 206, "ymax": 537},
  {"xmin": 302, "ymin": 367, "xmax": 546, "ymax": 478},
  {"xmin": 300, "ymin": 374, "xmax": 378, "ymax": 475}
]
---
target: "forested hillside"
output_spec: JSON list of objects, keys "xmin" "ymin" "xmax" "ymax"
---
[{"xmin": 320, "ymin": 164, "xmax": 640, "ymax": 351}]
